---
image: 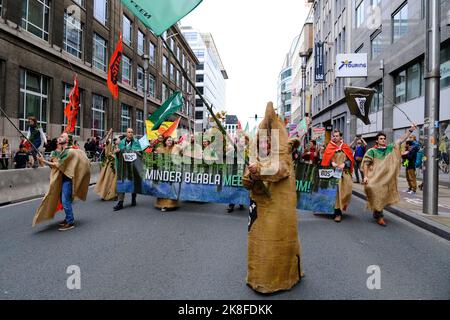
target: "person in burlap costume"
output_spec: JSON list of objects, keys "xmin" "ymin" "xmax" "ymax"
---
[
  {"xmin": 34, "ymin": 132, "xmax": 90, "ymax": 231},
  {"xmin": 362, "ymin": 124, "xmax": 417, "ymax": 226},
  {"xmin": 155, "ymin": 136, "xmax": 180, "ymax": 212},
  {"xmin": 94, "ymin": 129, "xmax": 117, "ymax": 201},
  {"xmin": 321, "ymin": 129, "xmax": 354, "ymax": 223},
  {"xmin": 242, "ymin": 102, "xmax": 303, "ymax": 294}
]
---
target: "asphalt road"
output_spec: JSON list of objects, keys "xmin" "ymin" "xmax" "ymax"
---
[{"xmin": 0, "ymin": 189, "xmax": 449, "ymax": 300}]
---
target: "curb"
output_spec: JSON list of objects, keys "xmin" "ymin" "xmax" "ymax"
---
[{"xmin": 352, "ymin": 189, "xmax": 450, "ymax": 241}]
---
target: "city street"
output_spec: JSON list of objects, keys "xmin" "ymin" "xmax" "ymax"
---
[{"xmin": 1, "ymin": 189, "xmax": 449, "ymax": 300}]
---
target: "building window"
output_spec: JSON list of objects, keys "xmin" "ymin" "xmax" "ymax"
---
[
  {"xmin": 21, "ymin": 0, "xmax": 50, "ymax": 41},
  {"xmin": 148, "ymin": 74, "xmax": 156, "ymax": 98},
  {"xmin": 63, "ymin": 11, "xmax": 83, "ymax": 59},
  {"xmin": 122, "ymin": 55, "xmax": 132, "ymax": 86},
  {"xmin": 93, "ymin": 33, "xmax": 107, "ymax": 72},
  {"xmin": 177, "ymin": 46, "xmax": 182, "ymax": 61},
  {"xmin": 138, "ymin": 30, "xmax": 145, "ymax": 56},
  {"xmin": 74, "ymin": 0, "xmax": 85, "ymax": 7},
  {"xmin": 149, "ymin": 42, "xmax": 156, "ymax": 65},
  {"xmin": 94, "ymin": 0, "xmax": 108, "ymax": 25},
  {"xmin": 371, "ymin": 29, "xmax": 382, "ymax": 59},
  {"xmin": 356, "ymin": 1, "xmax": 365, "ymax": 28},
  {"xmin": 370, "ymin": 82, "xmax": 383, "ymax": 114},
  {"xmin": 19, "ymin": 69, "xmax": 49, "ymax": 131},
  {"xmin": 441, "ymin": 43, "xmax": 450, "ymax": 89},
  {"xmin": 394, "ymin": 62, "xmax": 422, "ymax": 104},
  {"xmin": 123, "ymin": 15, "xmax": 132, "ymax": 46},
  {"xmin": 92, "ymin": 94, "xmax": 106, "ymax": 137},
  {"xmin": 371, "ymin": 0, "xmax": 381, "ymax": 6},
  {"xmin": 195, "ymin": 111, "xmax": 203, "ymax": 120},
  {"xmin": 162, "ymin": 83, "xmax": 167, "ymax": 101},
  {"xmin": 121, "ymin": 104, "xmax": 131, "ymax": 133},
  {"xmin": 406, "ymin": 63, "xmax": 421, "ymax": 101},
  {"xmin": 177, "ymin": 70, "xmax": 181, "ymax": 88},
  {"xmin": 162, "ymin": 56, "xmax": 168, "ymax": 77},
  {"xmin": 137, "ymin": 66, "xmax": 144, "ymax": 92},
  {"xmin": 395, "ymin": 70, "xmax": 407, "ymax": 103},
  {"xmin": 170, "ymin": 63, "xmax": 175, "ymax": 82},
  {"xmin": 136, "ymin": 109, "xmax": 144, "ymax": 136},
  {"xmin": 196, "ymin": 74, "xmax": 204, "ymax": 83},
  {"xmin": 392, "ymin": 2, "xmax": 408, "ymax": 43},
  {"xmin": 62, "ymin": 83, "xmax": 81, "ymax": 136},
  {"xmin": 196, "ymin": 63, "xmax": 204, "ymax": 71}
]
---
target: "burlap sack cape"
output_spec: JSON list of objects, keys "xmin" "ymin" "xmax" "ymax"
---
[
  {"xmin": 242, "ymin": 102, "xmax": 302, "ymax": 294},
  {"xmin": 362, "ymin": 143, "xmax": 401, "ymax": 211},
  {"xmin": 94, "ymin": 143, "xmax": 117, "ymax": 200},
  {"xmin": 32, "ymin": 148, "xmax": 90, "ymax": 226}
]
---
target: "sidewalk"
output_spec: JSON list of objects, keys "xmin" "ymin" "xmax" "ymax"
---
[{"xmin": 352, "ymin": 176, "xmax": 450, "ymax": 241}]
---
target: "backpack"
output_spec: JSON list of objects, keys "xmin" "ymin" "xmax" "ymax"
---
[{"xmin": 415, "ymin": 148, "xmax": 423, "ymax": 168}]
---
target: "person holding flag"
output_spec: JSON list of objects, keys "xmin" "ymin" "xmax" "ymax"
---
[
  {"xmin": 114, "ymin": 128, "xmax": 142, "ymax": 211},
  {"xmin": 321, "ymin": 129, "xmax": 354, "ymax": 223},
  {"xmin": 362, "ymin": 124, "xmax": 417, "ymax": 226},
  {"xmin": 34, "ymin": 132, "xmax": 90, "ymax": 231}
]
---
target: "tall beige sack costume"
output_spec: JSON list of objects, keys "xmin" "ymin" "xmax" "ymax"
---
[
  {"xmin": 362, "ymin": 143, "xmax": 402, "ymax": 211},
  {"xmin": 94, "ymin": 142, "xmax": 117, "ymax": 200},
  {"xmin": 243, "ymin": 102, "xmax": 302, "ymax": 293},
  {"xmin": 33, "ymin": 148, "xmax": 90, "ymax": 226}
]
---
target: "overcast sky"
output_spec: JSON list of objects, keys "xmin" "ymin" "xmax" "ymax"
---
[{"xmin": 181, "ymin": 0, "xmax": 309, "ymax": 130}]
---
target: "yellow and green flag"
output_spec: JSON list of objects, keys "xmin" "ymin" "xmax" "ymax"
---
[{"xmin": 148, "ymin": 91, "xmax": 184, "ymax": 130}]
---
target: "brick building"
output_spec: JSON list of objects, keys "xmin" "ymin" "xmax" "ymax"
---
[{"xmin": 0, "ymin": 0, "xmax": 198, "ymax": 148}]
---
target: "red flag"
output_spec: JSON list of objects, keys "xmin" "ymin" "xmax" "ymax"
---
[
  {"xmin": 107, "ymin": 33, "xmax": 123, "ymax": 99},
  {"xmin": 162, "ymin": 118, "xmax": 181, "ymax": 138},
  {"xmin": 64, "ymin": 75, "xmax": 80, "ymax": 134},
  {"xmin": 237, "ymin": 120, "xmax": 242, "ymax": 130}
]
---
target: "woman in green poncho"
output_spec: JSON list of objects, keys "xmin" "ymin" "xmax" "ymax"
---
[{"xmin": 113, "ymin": 128, "xmax": 142, "ymax": 211}]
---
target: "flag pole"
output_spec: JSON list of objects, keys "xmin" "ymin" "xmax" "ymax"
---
[
  {"xmin": 0, "ymin": 106, "xmax": 43, "ymax": 156},
  {"xmin": 160, "ymin": 35, "xmax": 270, "ymax": 196}
]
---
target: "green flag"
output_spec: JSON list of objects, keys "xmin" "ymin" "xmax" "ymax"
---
[
  {"xmin": 244, "ymin": 122, "xmax": 249, "ymax": 133},
  {"xmin": 121, "ymin": 0, "xmax": 203, "ymax": 36},
  {"xmin": 149, "ymin": 91, "xmax": 184, "ymax": 130}
]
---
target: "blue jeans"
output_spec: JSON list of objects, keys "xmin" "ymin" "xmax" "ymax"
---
[{"xmin": 61, "ymin": 176, "xmax": 74, "ymax": 224}]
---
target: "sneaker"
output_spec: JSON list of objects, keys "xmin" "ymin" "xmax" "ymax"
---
[
  {"xmin": 161, "ymin": 207, "xmax": 167, "ymax": 212},
  {"xmin": 407, "ymin": 190, "xmax": 416, "ymax": 195},
  {"xmin": 58, "ymin": 219, "xmax": 67, "ymax": 227},
  {"xmin": 58, "ymin": 223, "xmax": 75, "ymax": 231},
  {"xmin": 377, "ymin": 218, "xmax": 387, "ymax": 227},
  {"xmin": 334, "ymin": 215, "xmax": 342, "ymax": 223},
  {"xmin": 404, "ymin": 188, "xmax": 411, "ymax": 193},
  {"xmin": 226, "ymin": 207, "xmax": 234, "ymax": 213},
  {"xmin": 113, "ymin": 202, "xmax": 124, "ymax": 211}
]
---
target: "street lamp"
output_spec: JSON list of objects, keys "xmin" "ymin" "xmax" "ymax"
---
[
  {"xmin": 142, "ymin": 54, "xmax": 150, "ymax": 120},
  {"xmin": 300, "ymin": 52, "xmax": 308, "ymax": 119}
]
